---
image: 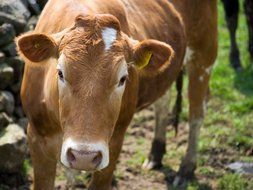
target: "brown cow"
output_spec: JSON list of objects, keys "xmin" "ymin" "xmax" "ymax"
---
[{"xmin": 16, "ymin": 0, "xmax": 217, "ymax": 189}]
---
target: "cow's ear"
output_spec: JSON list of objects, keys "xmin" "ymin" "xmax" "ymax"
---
[
  {"xmin": 16, "ymin": 33, "xmax": 58, "ymax": 63},
  {"xmin": 130, "ymin": 39, "xmax": 174, "ymax": 76}
]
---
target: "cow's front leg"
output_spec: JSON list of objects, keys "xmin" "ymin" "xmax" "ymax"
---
[
  {"xmin": 88, "ymin": 126, "xmax": 127, "ymax": 190},
  {"xmin": 27, "ymin": 124, "xmax": 57, "ymax": 190},
  {"xmin": 142, "ymin": 90, "xmax": 172, "ymax": 170}
]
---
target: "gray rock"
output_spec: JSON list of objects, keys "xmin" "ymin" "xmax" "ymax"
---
[
  {"xmin": 14, "ymin": 106, "xmax": 25, "ymax": 118},
  {"xmin": 1, "ymin": 42, "xmax": 17, "ymax": 57},
  {"xmin": 0, "ymin": 51, "xmax": 5, "ymax": 63},
  {"xmin": 28, "ymin": 0, "xmax": 41, "ymax": 15},
  {"xmin": 0, "ymin": 124, "xmax": 27, "ymax": 173},
  {"xmin": 0, "ymin": 112, "xmax": 12, "ymax": 129},
  {"xmin": 0, "ymin": 0, "xmax": 31, "ymax": 20},
  {"xmin": 0, "ymin": 23, "xmax": 15, "ymax": 47},
  {"xmin": 227, "ymin": 161, "xmax": 253, "ymax": 174},
  {"xmin": 10, "ymin": 81, "xmax": 22, "ymax": 94},
  {"xmin": 0, "ymin": 12, "xmax": 26, "ymax": 34},
  {"xmin": 25, "ymin": 15, "xmax": 38, "ymax": 31},
  {"xmin": 18, "ymin": 117, "xmax": 28, "ymax": 130},
  {"xmin": 0, "ymin": 64, "xmax": 14, "ymax": 89},
  {"xmin": 0, "ymin": 91, "xmax": 15, "ymax": 115},
  {"xmin": 20, "ymin": 0, "xmax": 29, "ymax": 7},
  {"xmin": 5, "ymin": 57, "xmax": 24, "ymax": 82}
]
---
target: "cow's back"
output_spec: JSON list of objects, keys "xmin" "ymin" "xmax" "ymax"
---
[{"xmin": 170, "ymin": 0, "xmax": 217, "ymax": 55}]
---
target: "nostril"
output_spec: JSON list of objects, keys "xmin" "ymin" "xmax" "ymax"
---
[
  {"xmin": 67, "ymin": 148, "xmax": 76, "ymax": 163},
  {"xmin": 92, "ymin": 151, "xmax": 102, "ymax": 167}
]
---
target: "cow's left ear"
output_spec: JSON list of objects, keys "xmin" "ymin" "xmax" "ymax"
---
[
  {"xmin": 16, "ymin": 33, "xmax": 58, "ymax": 63},
  {"xmin": 130, "ymin": 39, "xmax": 174, "ymax": 75}
]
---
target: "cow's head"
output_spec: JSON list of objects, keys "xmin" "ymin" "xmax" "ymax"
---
[{"xmin": 17, "ymin": 14, "xmax": 174, "ymax": 171}]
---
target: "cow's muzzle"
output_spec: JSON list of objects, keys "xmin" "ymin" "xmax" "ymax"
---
[{"xmin": 60, "ymin": 138, "xmax": 109, "ymax": 171}]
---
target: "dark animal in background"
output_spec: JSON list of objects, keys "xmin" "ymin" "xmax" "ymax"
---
[
  {"xmin": 36, "ymin": 0, "xmax": 48, "ymax": 9},
  {"xmin": 222, "ymin": 0, "xmax": 253, "ymax": 70}
]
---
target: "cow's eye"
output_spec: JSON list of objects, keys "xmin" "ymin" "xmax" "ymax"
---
[
  {"xmin": 58, "ymin": 69, "xmax": 64, "ymax": 81},
  {"xmin": 118, "ymin": 75, "xmax": 128, "ymax": 87}
]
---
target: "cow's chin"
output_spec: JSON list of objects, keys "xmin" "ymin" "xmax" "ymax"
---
[{"xmin": 60, "ymin": 138, "xmax": 109, "ymax": 171}]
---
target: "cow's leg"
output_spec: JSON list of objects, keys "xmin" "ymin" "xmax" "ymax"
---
[
  {"xmin": 174, "ymin": 47, "xmax": 217, "ymax": 185},
  {"xmin": 222, "ymin": 0, "xmax": 241, "ymax": 70},
  {"xmin": 142, "ymin": 90, "xmax": 172, "ymax": 170},
  {"xmin": 244, "ymin": 0, "xmax": 253, "ymax": 58},
  {"xmin": 27, "ymin": 124, "xmax": 57, "ymax": 190},
  {"xmin": 88, "ymin": 125, "xmax": 128, "ymax": 190}
]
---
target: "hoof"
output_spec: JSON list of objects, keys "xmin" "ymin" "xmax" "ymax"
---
[
  {"xmin": 143, "ymin": 139, "xmax": 165, "ymax": 170},
  {"xmin": 142, "ymin": 158, "xmax": 162, "ymax": 170},
  {"xmin": 230, "ymin": 50, "xmax": 242, "ymax": 71},
  {"xmin": 175, "ymin": 160, "xmax": 196, "ymax": 182},
  {"xmin": 172, "ymin": 164, "xmax": 196, "ymax": 188},
  {"xmin": 172, "ymin": 175, "xmax": 188, "ymax": 187}
]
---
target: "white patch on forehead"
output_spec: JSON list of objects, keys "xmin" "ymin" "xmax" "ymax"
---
[
  {"xmin": 102, "ymin": 27, "xmax": 117, "ymax": 51},
  {"xmin": 183, "ymin": 46, "xmax": 194, "ymax": 65}
]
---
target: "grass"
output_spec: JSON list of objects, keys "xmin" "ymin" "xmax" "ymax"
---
[
  {"xmin": 23, "ymin": 159, "xmax": 32, "ymax": 175},
  {"xmin": 208, "ymin": 1, "xmax": 253, "ymax": 152},
  {"xmin": 202, "ymin": 1, "xmax": 253, "ymax": 158},
  {"xmin": 185, "ymin": 1, "xmax": 253, "ymax": 188},
  {"xmin": 217, "ymin": 174, "xmax": 247, "ymax": 190},
  {"xmin": 188, "ymin": 1, "xmax": 253, "ymax": 188}
]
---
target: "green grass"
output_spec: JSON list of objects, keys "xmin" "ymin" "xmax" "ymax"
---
[
  {"xmin": 23, "ymin": 159, "xmax": 32, "ymax": 175},
  {"xmin": 208, "ymin": 1, "xmax": 253, "ymax": 151},
  {"xmin": 217, "ymin": 174, "xmax": 247, "ymax": 190},
  {"xmin": 186, "ymin": 1, "xmax": 253, "ymax": 188},
  {"xmin": 174, "ymin": 0, "xmax": 253, "ymax": 158},
  {"xmin": 203, "ymin": 1, "xmax": 253, "ymax": 155}
]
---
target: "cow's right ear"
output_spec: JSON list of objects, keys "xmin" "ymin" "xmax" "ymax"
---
[{"xmin": 16, "ymin": 33, "xmax": 58, "ymax": 63}]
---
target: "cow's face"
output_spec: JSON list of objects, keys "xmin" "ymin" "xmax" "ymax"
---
[{"xmin": 17, "ymin": 14, "xmax": 174, "ymax": 171}]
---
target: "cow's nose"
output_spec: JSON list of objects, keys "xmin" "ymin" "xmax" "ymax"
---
[
  {"xmin": 66, "ymin": 148, "xmax": 102, "ymax": 171},
  {"xmin": 61, "ymin": 139, "xmax": 109, "ymax": 171}
]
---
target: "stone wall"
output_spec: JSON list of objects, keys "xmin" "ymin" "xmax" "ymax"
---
[{"xmin": 0, "ymin": 0, "xmax": 46, "ymax": 188}]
